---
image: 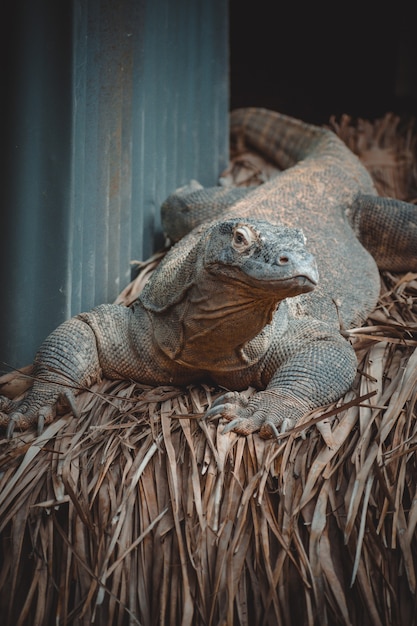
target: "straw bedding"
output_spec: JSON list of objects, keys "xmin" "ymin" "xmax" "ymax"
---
[{"xmin": 0, "ymin": 114, "xmax": 416, "ymax": 626}]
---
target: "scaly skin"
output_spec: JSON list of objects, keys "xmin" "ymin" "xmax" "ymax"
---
[{"xmin": 2, "ymin": 108, "xmax": 417, "ymax": 438}]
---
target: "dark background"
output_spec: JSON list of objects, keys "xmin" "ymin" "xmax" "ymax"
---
[{"xmin": 229, "ymin": 2, "xmax": 417, "ymax": 125}]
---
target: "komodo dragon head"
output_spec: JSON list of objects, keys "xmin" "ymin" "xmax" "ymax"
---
[{"xmin": 203, "ymin": 218, "xmax": 319, "ymax": 299}]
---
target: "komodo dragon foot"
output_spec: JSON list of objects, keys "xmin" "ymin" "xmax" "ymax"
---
[
  {"xmin": 0, "ymin": 387, "xmax": 79, "ymax": 437},
  {"xmin": 206, "ymin": 389, "xmax": 310, "ymax": 439}
]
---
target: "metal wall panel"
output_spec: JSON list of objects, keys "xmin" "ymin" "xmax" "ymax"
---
[{"xmin": 1, "ymin": 0, "xmax": 229, "ymax": 368}]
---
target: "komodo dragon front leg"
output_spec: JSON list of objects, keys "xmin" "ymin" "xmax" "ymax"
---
[
  {"xmin": 0, "ymin": 317, "xmax": 102, "ymax": 436},
  {"xmin": 206, "ymin": 318, "xmax": 357, "ymax": 438},
  {"xmin": 0, "ymin": 303, "xmax": 164, "ymax": 437}
]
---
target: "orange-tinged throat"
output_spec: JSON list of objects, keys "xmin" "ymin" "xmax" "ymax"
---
[{"xmin": 174, "ymin": 272, "xmax": 282, "ymax": 370}]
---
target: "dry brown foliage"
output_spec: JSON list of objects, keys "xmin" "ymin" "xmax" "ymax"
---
[{"xmin": 0, "ymin": 114, "xmax": 417, "ymax": 626}]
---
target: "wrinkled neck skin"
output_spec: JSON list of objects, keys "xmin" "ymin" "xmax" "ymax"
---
[{"xmin": 170, "ymin": 268, "xmax": 288, "ymax": 371}]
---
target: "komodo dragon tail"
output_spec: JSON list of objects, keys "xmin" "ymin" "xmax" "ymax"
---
[{"xmin": 229, "ymin": 107, "xmax": 359, "ymax": 171}]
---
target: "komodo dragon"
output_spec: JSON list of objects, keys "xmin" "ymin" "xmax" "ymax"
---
[{"xmin": 2, "ymin": 108, "xmax": 417, "ymax": 439}]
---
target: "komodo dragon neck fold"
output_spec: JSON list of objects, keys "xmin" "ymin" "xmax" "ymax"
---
[{"xmin": 153, "ymin": 269, "xmax": 286, "ymax": 371}]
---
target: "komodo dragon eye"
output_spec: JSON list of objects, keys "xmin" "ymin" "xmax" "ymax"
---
[{"xmin": 232, "ymin": 225, "xmax": 257, "ymax": 252}]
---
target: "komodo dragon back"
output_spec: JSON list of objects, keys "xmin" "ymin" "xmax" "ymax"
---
[{"xmin": 2, "ymin": 107, "xmax": 417, "ymax": 439}]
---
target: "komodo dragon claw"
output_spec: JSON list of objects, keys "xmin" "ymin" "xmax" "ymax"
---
[
  {"xmin": 205, "ymin": 391, "xmax": 299, "ymax": 439},
  {"xmin": 1, "ymin": 388, "xmax": 79, "ymax": 438},
  {"xmin": 4, "ymin": 405, "xmax": 55, "ymax": 438}
]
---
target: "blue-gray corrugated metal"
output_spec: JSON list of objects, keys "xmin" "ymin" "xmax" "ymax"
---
[{"xmin": 1, "ymin": 0, "xmax": 229, "ymax": 369}]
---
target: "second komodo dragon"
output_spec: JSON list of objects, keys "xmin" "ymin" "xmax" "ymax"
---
[{"xmin": 2, "ymin": 108, "xmax": 417, "ymax": 438}]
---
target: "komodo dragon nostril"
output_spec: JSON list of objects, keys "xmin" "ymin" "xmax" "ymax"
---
[{"xmin": 278, "ymin": 255, "xmax": 289, "ymax": 265}]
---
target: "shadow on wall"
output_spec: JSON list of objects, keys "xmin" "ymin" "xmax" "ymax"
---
[{"xmin": 229, "ymin": 0, "xmax": 417, "ymax": 125}]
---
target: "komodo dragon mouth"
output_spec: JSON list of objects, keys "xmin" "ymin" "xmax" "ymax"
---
[{"xmin": 208, "ymin": 263, "xmax": 318, "ymax": 300}]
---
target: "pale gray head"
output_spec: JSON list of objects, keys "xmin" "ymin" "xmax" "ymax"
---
[{"xmin": 203, "ymin": 218, "xmax": 319, "ymax": 299}]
